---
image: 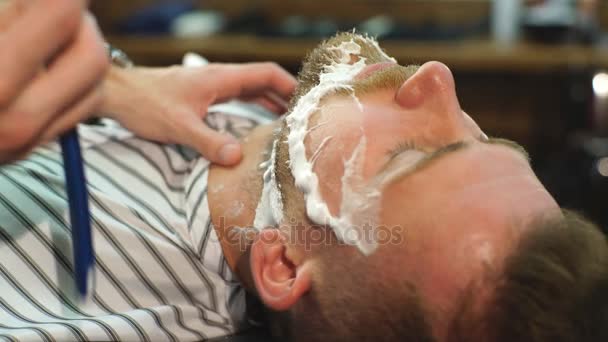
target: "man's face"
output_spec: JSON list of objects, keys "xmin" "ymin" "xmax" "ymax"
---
[{"xmin": 274, "ymin": 33, "xmax": 560, "ymax": 335}]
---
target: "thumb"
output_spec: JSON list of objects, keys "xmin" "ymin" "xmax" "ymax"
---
[{"xmin": 182, "ymin": 120, "xmax": 243, "ymax": 166}]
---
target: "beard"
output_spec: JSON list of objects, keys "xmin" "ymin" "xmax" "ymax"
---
[
  {"xmin": 289, "ymin": 31, "xmax": 419, "ymax": 110},
  {"xmin": 275, "ymin": 32, "xmax": 420, "ymax": 224},
  {"xmin": 289, "ymin": 31, "xmax": 394, "ymax": 109}
]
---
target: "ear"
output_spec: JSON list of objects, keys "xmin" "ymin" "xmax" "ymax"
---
[{"xmin": 250, "ymin": 229, "xmax": 312, "ymax": 311}]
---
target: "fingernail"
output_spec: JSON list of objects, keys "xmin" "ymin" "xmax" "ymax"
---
[{"xmin": 218, "ymin": 143, "xmax": 241, "ymax": 164}]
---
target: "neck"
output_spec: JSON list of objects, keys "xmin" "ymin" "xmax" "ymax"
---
[{"xmin": 207, "ymin": 121, "xmax": 279, "ymax": 291}]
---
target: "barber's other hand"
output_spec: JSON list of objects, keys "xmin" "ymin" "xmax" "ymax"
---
[
  {"xmin": 101, "ymin": 63, "xmax": 296, "ymax": 166},
  {"xmin": 0, "ymin": 1, "xmax": 110, "ymax": 163}
]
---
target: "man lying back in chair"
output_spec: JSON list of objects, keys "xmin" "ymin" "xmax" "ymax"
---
[{"xmin": 1, "ymin": 32, "xmax": 607, "ymax": 341}]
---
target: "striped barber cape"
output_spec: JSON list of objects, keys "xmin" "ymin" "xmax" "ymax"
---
[{"xmin": 0, "ymin": 111, "xmax": 263, "ymax": 342}]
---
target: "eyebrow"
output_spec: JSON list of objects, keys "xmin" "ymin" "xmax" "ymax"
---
[{"xmin": 383, "ymin": 137, "xmax": 530, "ymax": 184}]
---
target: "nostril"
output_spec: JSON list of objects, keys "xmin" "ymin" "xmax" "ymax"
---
[
  {"xmin": 394, "ymin": 61, "xmax": 461, "ymax": 114},
  {"xmin": 395, "ymin": 79, "xmax": 424, "ymax": 109}
]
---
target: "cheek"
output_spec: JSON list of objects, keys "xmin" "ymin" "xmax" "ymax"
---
[
  {"xmin": 303, "ymin": 100, "xmax": 421, "ymax": 216},
  {"xmin": 361, "ymin": 105, "xmax": 419, "ymax": 177},
  {"xmin": 305, "ymin": 103, "xmax": 365, "ymax": 216}
]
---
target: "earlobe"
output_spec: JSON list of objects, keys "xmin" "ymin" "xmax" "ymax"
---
[{"xmin": 251, "ymin": 229, "xmax": 312, "ymax": 311}]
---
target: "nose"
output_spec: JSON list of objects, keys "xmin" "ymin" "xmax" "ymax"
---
[{"xmin": 395, "ymin": 61, "xmax": 462, "ymax": 121}]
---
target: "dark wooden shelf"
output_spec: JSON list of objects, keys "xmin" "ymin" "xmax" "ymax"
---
[{"xmin": 107, "ymin": 34, "xmax": 608, "ymax": 72}]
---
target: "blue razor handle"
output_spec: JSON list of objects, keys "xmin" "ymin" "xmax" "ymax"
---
[{"xmin": 60, "ymin": 128, "xmax": 94, "ymax": 297}]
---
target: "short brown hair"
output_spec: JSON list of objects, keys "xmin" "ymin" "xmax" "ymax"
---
[
  {"xmin": 267, "ymin": 211, "xmax": 608, "ymax": 342},
  {"xmin": 450, "ymin": 211, "xmax": 608, "ymax": 342},
  {"xmin": 266, "ymin": 233, "xmax": 435, "ymax": 342}
]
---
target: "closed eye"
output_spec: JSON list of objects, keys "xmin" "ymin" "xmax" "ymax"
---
[
  {"xmin": 382, "ymin": 137, "xmax": 529, "ymax": 179},
  {"xmin": 386, "ymin": 140, "xmax": 419, "ymax": 160}
]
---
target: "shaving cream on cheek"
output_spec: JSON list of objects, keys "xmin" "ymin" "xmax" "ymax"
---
[
  {"xmin": 253, "ymin": 37, "xmax": 395, "ymax": 254},
  {"xmin": 284, "ymin": 38, "xmax": 393, "ymax": 255}
]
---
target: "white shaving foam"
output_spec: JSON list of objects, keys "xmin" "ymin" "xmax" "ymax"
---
[
  {"xmin": 253, "ymin": 139, "xmax": 283, "ymax": 229},
  {"xmin": 253, "ymin": 36, "xmax": 396, "ymax": 254},
  {"xmin": 310, "ymin": 136, "xmax": 333, "ymax": 166},
  {"xmin": 283, "ymin": 38, "xmax": 392, "ymax": 255},
  {"xmin": 335, "ymin": 134, "xmax": 383, "ymax": 253}
]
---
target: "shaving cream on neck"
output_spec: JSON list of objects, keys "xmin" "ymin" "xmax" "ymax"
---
[{"xmin": 253, "ymin": 139, "xmax": 283, "ymax": 229}]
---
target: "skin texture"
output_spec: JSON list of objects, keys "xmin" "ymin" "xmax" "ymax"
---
[
  {"xmin": 0, "ymin": 0, "xmax": 108, "ymax": 163},
  {"xmin": 208, "ymin": 55, "xmax": 561, "ymax": 339}
]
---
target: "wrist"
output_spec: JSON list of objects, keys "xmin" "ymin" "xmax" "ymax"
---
[
  {"xmin": 98, "ymin": 65, "xmax": 132, "ymax": 119},
  {"xmin": 98, "ymin": 44, "xmax": 136, "ymax": 119},
  {"xmin": 99, "ymin": 66, "xmax": 172, "ymax": 122}
]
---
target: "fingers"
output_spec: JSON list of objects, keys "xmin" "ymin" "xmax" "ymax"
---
[
  {"xmin": 0, "ymin": 73, "xmax": 104, "ymax": 163},
  {"xmin": 211, "ymin": 62, "xmax": 296, "ymax": 104},
  {"xmin": 181, "ymin": 118, "xmax": 243, "ymax": 166},
  {"xmin": 0, "ymin": 85, "xmax": 101, "ymax": 163},
  {"xmin": 253, "ymin": 96, "xmax": 283, "ymax": 114},
  {"xmin": 0, "ymin": 120, "xmax": 31, "ymax": 164},
  {"xmin": 41, "ymin": 85, "xmax": 104, "ymax": 143},
  {"xmin": 0, "ymin": 0, "xmax": 87, "ymax": 103},
  {"xmin": 239, "ymin": 91, "xmax": 289, "ymax": 115},
  {"xmin": 0, "ymin": 11, "xmax": 108, "ymax": 162},
  {"xmin": 0, "ymin": 85, "xmax": 103, "ymax": 164},
  {"xmin": 13, "ymin": 14, "xmax": 108, "ymax": 124}
]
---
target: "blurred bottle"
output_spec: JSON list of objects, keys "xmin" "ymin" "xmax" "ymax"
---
[
  {"xmin": 522, "ymin": 0, "xmax": 599, "ymax": 44},
  {"xmin": 492, "ymin": 0, "xmax": 523, "ymax": 47},
  {"xmin": 576, "ymin": 0, "xmax": 600, "ymax": 43}
]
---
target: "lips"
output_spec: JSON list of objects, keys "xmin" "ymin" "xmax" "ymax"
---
[{"xmin": 355, "ymin": 62, "xmax": 397, "ymax": 80}]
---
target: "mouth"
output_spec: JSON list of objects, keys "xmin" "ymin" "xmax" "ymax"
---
[{"xmin": 355, "ymin": 62, "xmax": 397, "ymax": 81}]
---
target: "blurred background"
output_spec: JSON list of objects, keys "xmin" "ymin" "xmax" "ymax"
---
[{"xmin": 92, "ymin": 0, "xmax": 608, "ymax": 232}]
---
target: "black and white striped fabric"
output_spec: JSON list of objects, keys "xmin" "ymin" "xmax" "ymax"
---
[{"xmin": 0, "ymin": 112, "xmax": 261, "ymax": 341}]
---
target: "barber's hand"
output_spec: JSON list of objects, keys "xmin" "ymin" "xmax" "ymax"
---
[
  {"xmin": 0, "ymin": 0, "xmax": 109, "ymax": 163},
  {"xmin": 101, "ymin": 63, "xmax": 296, "ymax": 165}
]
